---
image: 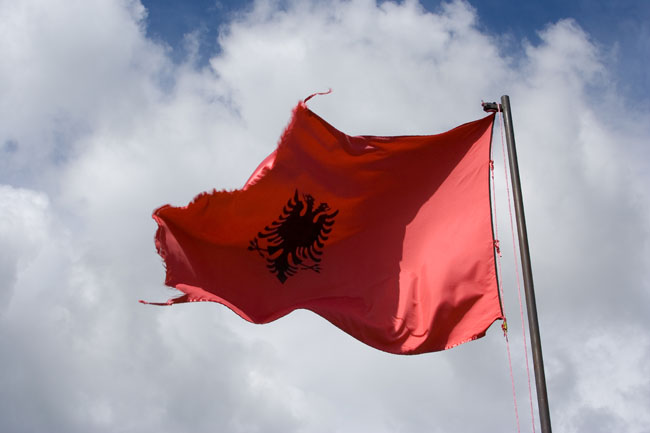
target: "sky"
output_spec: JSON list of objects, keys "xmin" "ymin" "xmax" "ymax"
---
[{"xmin": 1, "ymin": 0, "xmax": 649, "ymax": 432}]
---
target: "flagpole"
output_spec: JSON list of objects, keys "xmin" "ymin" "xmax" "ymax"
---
[{"xmin": 484, "ymin": 96, "xmax": 552, "ymax": 433}]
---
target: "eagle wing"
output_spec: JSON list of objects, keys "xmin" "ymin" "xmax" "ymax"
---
[{"xmin": 250, "ymin": 190, "xmax": 338, "ymax": 282}]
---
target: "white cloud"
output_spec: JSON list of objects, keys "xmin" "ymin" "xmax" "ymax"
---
[
  {"xmin": 0, "ymin": 185, "xmax": 50, "ymax": 309},
  {"xmin": 1, "ymin": 0, "xmax": 648, "ymax": 432},
  {"xmin": 0, "ymin": 0, "xmax": 168, "ymax": 186}
]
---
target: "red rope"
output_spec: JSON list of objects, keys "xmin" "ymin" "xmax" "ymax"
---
[
  {"xmin": 491, "ymin": 131, "xmax": 521, "ymax": 433},
  {"xmin": 498, "ymin": 109, "xmax": 537, "ymax": 433},
  {"xmin": 303, "ymin": 89, "xmax": 332, "ymax": 103}
]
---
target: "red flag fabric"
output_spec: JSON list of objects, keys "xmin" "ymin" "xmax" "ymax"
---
[{"xmin": 147, "ymin": 102, "xmax": 503, "ymax": 355}]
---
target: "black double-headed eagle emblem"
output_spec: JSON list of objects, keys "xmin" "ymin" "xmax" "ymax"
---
[{"xmin": 248, "ymin": 190, "xmax": 338, "ymax": 283}]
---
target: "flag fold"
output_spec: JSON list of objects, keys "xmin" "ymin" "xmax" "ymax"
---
[{"xmin": 149, "ymin": 101, "xmax": 503, "ymax": 354}]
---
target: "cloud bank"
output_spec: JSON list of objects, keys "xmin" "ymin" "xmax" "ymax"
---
[{"xmin": 1, "ymin": 0, "xmax": 648, "ymax": 432}]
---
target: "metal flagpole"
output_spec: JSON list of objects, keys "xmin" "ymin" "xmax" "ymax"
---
[{"xmin": 484, "ymin": 95, "xmax": 552, "ymax": 433}]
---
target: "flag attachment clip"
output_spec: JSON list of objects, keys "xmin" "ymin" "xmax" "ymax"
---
[{"xmin": 494, "ymin": 239, "xmax": 501, "ymax": 256}]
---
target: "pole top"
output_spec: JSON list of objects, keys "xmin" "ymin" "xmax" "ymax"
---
[{"xmin": 482, "ymin": 101, "xmax": 500, "ymax": 113}]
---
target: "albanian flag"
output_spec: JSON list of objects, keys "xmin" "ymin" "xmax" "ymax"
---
[{"xmin": 146, "ymin": 101, "xmax": 503, "ymax": 355}]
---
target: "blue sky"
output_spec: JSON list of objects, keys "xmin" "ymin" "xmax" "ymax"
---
[
  {"xmin": 143, "ymin": 0, "xmax": 648, "ymax": 47},
  {"xmin": 1, "ymin": 1, "xmax": 649, "ymax": 432},
  {"xmin": 142, "ymin": 0, "xmax": 649, "ymax": 100}
]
